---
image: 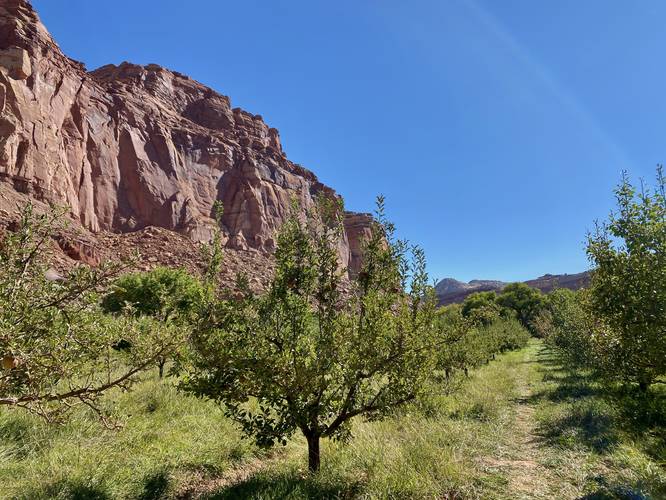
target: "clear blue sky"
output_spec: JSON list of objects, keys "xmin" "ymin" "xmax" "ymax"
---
[{"xmin": 32, "ymin": 0, "xmax": 666, "ymax": 283}]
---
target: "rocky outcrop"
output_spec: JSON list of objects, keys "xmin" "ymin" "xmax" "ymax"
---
[
  {"xmin": 0, "ymin": 0, "xmax": 372, "ymax": 277},
  {"xmin": 343, "ymin": 212, "xmax": 374, "ymax": 278}
]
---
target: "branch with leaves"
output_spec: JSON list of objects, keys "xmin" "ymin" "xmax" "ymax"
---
[{"xmin": 0, "ymin": 203, "xmax": 185, "ymax": 422}]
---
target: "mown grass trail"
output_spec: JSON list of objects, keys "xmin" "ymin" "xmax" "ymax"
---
[
  {"xmin": 1, "ymin": 340, "xmax": 663, "ymax": 499},
  {"xmin": 484, "ymin": 340, "xmax": 666, "ymax": 500},
  {"xmin": 480, "ymin": 341, "xmax": 556, "ymax": 498}
]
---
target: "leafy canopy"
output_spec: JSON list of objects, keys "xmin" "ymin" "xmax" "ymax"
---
[
  {"xmin": 586, "ymin": 167, "xmax": 666, "ymax": 389},
  {"xmin": 496, "ymin": 282, "xmax": 547, "ymax": 335},
  {"xmin": 182, "ymin": 196, "xmax": 439, "ymax": 472},
  {"xmin": 103, "ymin": 266, "xmax": 208, "ymax": 323}
]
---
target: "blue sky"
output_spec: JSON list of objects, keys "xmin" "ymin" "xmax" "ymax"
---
[{"xmin": 33, "ymin": 0, "xmax": 666, "ymax": 282}]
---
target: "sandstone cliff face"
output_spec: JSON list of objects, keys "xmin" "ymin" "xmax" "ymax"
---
[{"xmin": 0, "ymin": 0, "xmax": 371, "ymax": 275}]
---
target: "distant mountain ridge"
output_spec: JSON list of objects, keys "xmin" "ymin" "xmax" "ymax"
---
[{"xmin": 435, "ymin": 272, "xmax": 591, "ymax": 306}]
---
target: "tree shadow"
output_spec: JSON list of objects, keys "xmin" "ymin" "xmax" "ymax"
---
[
  {"xmin": 578, "ymin": 480, "xmax": 652, "ymax": 500},
  {"xmin": 534, "ymin": 345, "xmax": 666, "ymax": 461},
  {"xmin": 204, "ymin": 470, "xmax": 362, "ymax": 500},
  {"xmin": 23, "ymin": 479, "xmax": 110, "ymax": 500},
  {"xmin": 0, "ymin": 416, "xmax": 37, "ymax": 459},
  {"xmin": 137, "ymin": 470, "xmax": 171, "ymax": 500},
  {"xmin": 539, "ymin": 401, "xmax": 619, "ymax": 453}
]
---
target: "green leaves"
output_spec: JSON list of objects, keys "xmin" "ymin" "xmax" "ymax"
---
[
  {"xmin": 585, "ymin": 167, "xmax": 666, "ymax": 389},
  {"xmin": 0, "ymin": 203, "xmax": 184, "ymax": 422},
  {"xmin": 496, "ymin": 283, "xmax": 547, "ymax": 335},
  {"xmin": 182, "ymin": 196, "xmax": 440, "ymax": 471},
  {"xmin": 102, "ymin": 267, "xmax": 208, "ymax": 323}
]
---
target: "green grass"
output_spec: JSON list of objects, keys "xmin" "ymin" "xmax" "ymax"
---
[
  {"xmin": 1, "ymin": 341, "xmax": 663, "ymax": 499},
  {"xmin": 0, "ymin": 376, "xmax": 266, "ymax": 499},
  {"xmin": 528, "ymin": 346, "xmax": 666, "ymax": 499}
]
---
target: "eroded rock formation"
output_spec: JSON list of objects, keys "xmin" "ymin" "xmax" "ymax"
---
[{"xmin": 0, "ymin": 0, "xmax": 372, "ymax": 277}]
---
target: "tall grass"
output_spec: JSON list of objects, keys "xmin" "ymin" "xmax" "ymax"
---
[
  {"xmin": 3, "ymin": 342, "xmax": 660, "ymax": 499},
  {"xmin": 531, "ymin": 347, "xmax": 666, "ymax": 499},
  {"xmin": 0, "ymin": 349, "xmax": 528, "ymax": 499},
  {"xmin": 0, "ymin": 370, "xmax": 264, "ymax": 499}
]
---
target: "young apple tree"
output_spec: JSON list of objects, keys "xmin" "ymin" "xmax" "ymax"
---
[
  {"xmin": 182, "ymin": 196, "xmax": 439, "ymax": 472},
  {"xmin": 102, "ymin": 266, "xmax": 209, "ymax": 377},
  {"xmin": 586, "ymin": 167, "xmax": 666, "ymax": 391},
  {"xmin": 0, "ymin": 204, "xmax": 184, "ymax": 423}
]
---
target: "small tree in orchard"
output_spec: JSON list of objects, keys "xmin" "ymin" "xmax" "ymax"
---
[
  {"xmin": 461, "ymin": 291, "xmax": 501, "ymax": 326},
  {"xmin": 586, "ymin": 167, "xmax": 666, "ymax": 391},
  {"xmin": 102, "ymin": 267, "xmax": 208, "ymax": 377},
  {"xmin": 182, "ymin": 196, "xmax": 439, "ymax": 472},
  {"xmin": 0, "ymin": 204, "xmax": 183, "ymax": 422},
  {"xmin": 496, "ymin": 282, "xmax": 547, "ymax": 335}
]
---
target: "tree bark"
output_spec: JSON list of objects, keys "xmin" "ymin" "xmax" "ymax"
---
[
  {"xmin": 158, "ymin": 358, "xmax": 166, "ymax": 379},
  {"xmin": 306, "ymin": 433, "xmax": 321, "ymax": 473}
]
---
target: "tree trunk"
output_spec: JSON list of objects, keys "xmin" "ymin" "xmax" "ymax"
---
[
  {"xmin": 306, "ymin": 434, "xmax": 321, "ymax": 473},
  {"xmin": 158, "ymin": 358, "xmax": 166, "ymax": 379}
]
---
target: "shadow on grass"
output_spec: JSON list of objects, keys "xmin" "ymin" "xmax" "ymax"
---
[
  {"xmin": 137, "ymin": 470, "xmax": 171, "ymax": 500},
  {"xmin": 204, "ymin": 470, "xmax": 362, "ymax": 500},
  {"xmin": 533, "ymin": 345, "xmax": 666, "ymax": 460},
  {"xmin": 579, "ymin": 489, "xmax": 648, "ymax": 500},
  {"xmin": 0, "ymin": 417, "xmax": 37, "ymax": 459},
  {"xmin": 579, "ymin": 478, "xmax": 652, "ymax": 500},
  {"xmin": 22, "ymin": 479, "xmax": 110, "ymax": 500},
  {"xmin": 540, "ymin": 401, "xmax": 619, "ymax": 453}
]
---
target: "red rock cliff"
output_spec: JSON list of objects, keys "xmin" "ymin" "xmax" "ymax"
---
[{"xmin": 0, "ymin": 0, "xmax": 372, "ymax": 274}]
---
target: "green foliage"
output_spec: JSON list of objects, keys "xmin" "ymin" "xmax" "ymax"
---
[
  {"xmin": 102, "ymin": 266, "xmax": 207, "ymax": 377},
  {"xmin": 437, "ymin": 303, "xmax": 530, "ymax": 377},
  {"xmin": 3, "ymin": 342, "xmax": 663, "ymax": 499},
  {"xmin": 201, "ymin": 200, "xmax": 225, "ymax": 287},
  {"xmin": 182, "ymin": 196, "xmax": 439, "ymax": 472},
  {"xmin": 586, "ymin": 167, "xmax": 666, "ymax": 390},
  {"xmin": 0, "ymin": 204, "xmax": 183, "ymax": 421},
  {"xmin": 103, "ymin": 267, "xmax": 208, "ymax": 323},
  {"xmin": 538, "ymin": 289, "xmax": 596, "ymax": 368},
  {"xmin": 496, "ymin": 282, "xmax": 547, "ymax": 335},
  {"xmin": 461, "ymin": 291, "xmax": 501, "ymax": 326}
]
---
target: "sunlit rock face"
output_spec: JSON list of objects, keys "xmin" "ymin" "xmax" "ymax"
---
[{"xmin": 0, "ymin": 0, "xmax": 372, "ymax": 275}]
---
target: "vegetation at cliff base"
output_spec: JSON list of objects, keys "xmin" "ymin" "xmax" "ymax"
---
[{"xmin": 0, "ymin": 170, "xmax": 664, "ymax": 499}]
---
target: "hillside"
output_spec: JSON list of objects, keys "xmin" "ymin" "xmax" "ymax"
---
[{"xmin": 435, "ymin": 271, "xmax": 591, "ymax": 305}]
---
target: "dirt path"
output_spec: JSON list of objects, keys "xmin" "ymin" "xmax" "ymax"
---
[
  {"xmin": 175, "ymin": 451, "xmax": 285, "ymax": 499},
  {"xmin": 483, "ymin": 347, "xmax": 554, "ymax": 499}
]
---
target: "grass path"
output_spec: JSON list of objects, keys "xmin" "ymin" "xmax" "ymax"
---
[
  {"xmin": 476, "ymin": 340, "xmax": 558, "ymax": 499},
  {"xmin": 481, "ymin": 340, "xmax": 665, "ymax": 500},
  {"xmin": 482, "ymin": 343, "xmax": 554, "ymax": 499}
]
